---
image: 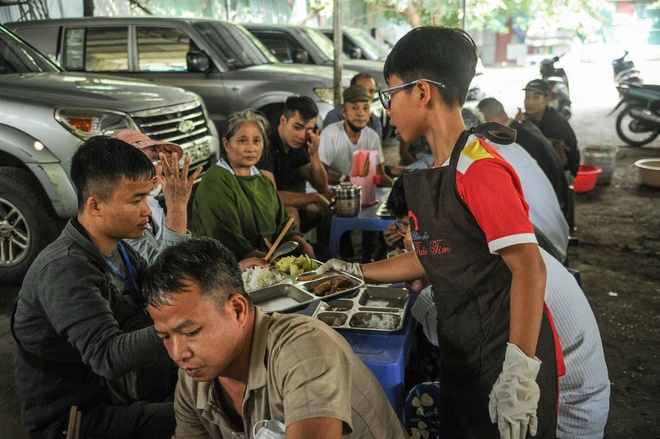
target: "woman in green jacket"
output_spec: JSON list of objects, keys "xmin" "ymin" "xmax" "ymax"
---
[{"xmin": 192, "ymin": 110, "xmax": 315, "ymax": 260}]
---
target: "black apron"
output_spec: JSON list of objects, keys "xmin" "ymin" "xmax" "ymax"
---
[{"xmin": 403, "ymin": 126, "xmax": 558, "ymax": 438}]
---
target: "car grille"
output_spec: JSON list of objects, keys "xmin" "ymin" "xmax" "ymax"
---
[{"xmin": 131, "ymin": 98, "xmax": 214, "ymax": 168}]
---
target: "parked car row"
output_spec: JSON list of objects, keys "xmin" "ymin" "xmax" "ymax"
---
[
  {"xmin": 1, "ymin": 16, "xmax": 398, "ymax": 283},
  {"xmin": 6, "ymin": 17, "xmax": 360, "ymax": 132}
]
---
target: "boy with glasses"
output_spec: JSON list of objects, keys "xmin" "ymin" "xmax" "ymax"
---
[{"xmin": 319, "ymin": 26, "xmax": 560, "ymax": 438}]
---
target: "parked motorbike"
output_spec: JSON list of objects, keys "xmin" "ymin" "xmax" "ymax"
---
[
  {"xmin": 612, "ymin": 50, "xmax": 643, "ymax": 96},
  {"xmin": 539, "ymin": 53, "xmax": 572, "ymax": 119},
  {"xmin": 610, "ymin": 83, "xmax": 660, "ymax": 147}
]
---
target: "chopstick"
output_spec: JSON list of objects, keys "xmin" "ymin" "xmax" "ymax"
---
[
  {"xmin": 263, "ymin": 236, "xmax": 273, "ymax": 250},
  {"xmin": 360, "ymin": 155, "xmax": 371, "ymax": 177},
  {"xmin": 264, "ymin": 217, "xmax": 295, "ymax": 262}
]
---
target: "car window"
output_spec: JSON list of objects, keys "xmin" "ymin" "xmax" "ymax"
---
[
  {"xmin": 192, "ymin": 21, "xmax": 276, "ymax": 69},
  {"xmin": 137, "ymin": 27, "xmax": 191, "ymax": 72},
  {"xmin": 63, "ymin": 27, "xmax": 128, "ymax": 71},
  {"xmin": 249, "ymin": 31, "xmax": 306, "ymax": 64},
  {"xmin": 0, "ymin": 26, "xmax": 59, "ymax": 74},
  {"xmin": 301, "ymin": 27, "xmax": 342, "ymax": 62},
  {"xmin": 345, "ymin": 28, "xmax": 389, "ymax": 61}
]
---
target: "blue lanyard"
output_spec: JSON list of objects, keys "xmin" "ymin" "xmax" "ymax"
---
[{"xmin": 105, "ymin": 242, "xmax": 139, "ymax": 296}]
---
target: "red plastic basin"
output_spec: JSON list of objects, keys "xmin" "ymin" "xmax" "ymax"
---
[{"xmin": 574, "ymin": 165, "xmax": 602, "ymax": 193}]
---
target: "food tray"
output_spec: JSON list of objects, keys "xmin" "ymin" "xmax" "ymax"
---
[
  {"xmin": 311, "ymin": 285, "xmax": 410, "ymax": 332},
  {"xmin": 251, "ymin": 270, "xmax": 364, "ymax": 314}
]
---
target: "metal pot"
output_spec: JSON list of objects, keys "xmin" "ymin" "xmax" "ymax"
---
[{"xmin": 333, "ymin": 182, "xmax": 361, "ymax": 217}]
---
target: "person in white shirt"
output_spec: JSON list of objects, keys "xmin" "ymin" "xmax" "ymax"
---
[{"xmin": 319, "ymin": 85, "xmax": 392, "ymax": 187}]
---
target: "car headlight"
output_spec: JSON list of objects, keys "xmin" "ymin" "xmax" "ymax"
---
[
  {"xmin": 314, "ymin": 88, "xmax": 335, "ymax": 105},
  {"xmin": 55, "ymin": 108, "xmax": 137, "ymax": 139}
]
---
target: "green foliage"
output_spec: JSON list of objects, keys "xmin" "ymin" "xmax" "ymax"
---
[{"xmin": 362, "ymin": 0, "xmax": 611, "ymax": 43}]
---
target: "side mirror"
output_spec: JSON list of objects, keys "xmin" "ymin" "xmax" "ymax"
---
[
  {"xmin": 349, "ymin": 47, "xmax": 363, "ymax": 59},
  {"xmin": 187, "ymin": 50, "xmax": 210, "ymax": 73},
  {"xmin": 293, "ymin": 49, "xmax": 309, "ymax": 64}
]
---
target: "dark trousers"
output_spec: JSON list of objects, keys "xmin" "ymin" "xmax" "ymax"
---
[{"xmin": 80, "ymin": 401, "xmax": 175, "ymax": 439}]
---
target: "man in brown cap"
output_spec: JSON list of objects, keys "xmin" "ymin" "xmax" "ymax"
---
[
  {"xmin": 111, "ymin": 129, "xmax": 201, "ymax": 263},
  {"xmin": 318, "ymin": 84, "xmax": 392, "ymax": 186}
]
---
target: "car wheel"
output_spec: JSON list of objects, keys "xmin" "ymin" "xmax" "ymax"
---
[{"xmin": 0, "ymin": 168, "xmax": 64, "ymax": 284}]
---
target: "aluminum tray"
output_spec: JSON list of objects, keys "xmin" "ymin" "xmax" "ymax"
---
[
  {"xmin": 251, "ymin": 270, "xmax": 364, "ymax": 314},
  {"xmin": 311, "ymin": 285, "xmax": 410, "ymax": 332}
]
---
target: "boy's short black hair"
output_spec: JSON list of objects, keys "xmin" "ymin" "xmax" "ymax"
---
[
  {"xmin": 70, "ymin": 135, "xmax": 155, "ymax": 211},
  {"xmin": 282, "ymin": 96, "xmax": 319, "ymax": 122},
  {"xmin": 383, "ymin": 26, "xmax": 477, "ymax": 108}
]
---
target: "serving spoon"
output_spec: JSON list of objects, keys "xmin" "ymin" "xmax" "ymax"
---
[{"xmin": 268, "ymin": 241, "xmax": 299, "ymax": 262}]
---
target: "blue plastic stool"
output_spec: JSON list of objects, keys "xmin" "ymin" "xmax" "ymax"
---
[{"xmin": 404, "ymin": 381, "xmax": 442, "ymax": 438}]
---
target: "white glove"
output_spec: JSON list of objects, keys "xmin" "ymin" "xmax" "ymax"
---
[
  {"xmin": 316, "ymin": 258, "xmax": 363, "ymax": 279},
  {"xmin": 488, "ymin": 343, "xmax": 541, "ymax": 439}
]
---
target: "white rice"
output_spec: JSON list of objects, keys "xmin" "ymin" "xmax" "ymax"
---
[
  {"xmin": 365, "ymin": 313, "xmax": 399, "ymax": 330},
  {"xmin": 242, "ymin": 266, "xmax": 286, "ymax": 292}
]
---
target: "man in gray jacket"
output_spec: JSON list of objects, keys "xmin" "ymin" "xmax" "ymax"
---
[{"xmin": 12, "ymin": 136, "xmax": 176, "ymax": 438}]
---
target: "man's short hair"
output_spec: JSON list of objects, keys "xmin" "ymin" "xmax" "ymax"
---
[
  {"xmin": 350, "ymin": 72, "xmax": 375, "ymax": 86},
  {"xmin": 383, "ymin": 26, "xmax": 477, "ymax": 108},
  {"xmin": 477, "ymin": 97, "xmax": 508, "ymax": 120},
  {"xmin": 386, "ymin": 176, "xmax": 408, "ymax": 219},
  {"xmin": 70, "ymin": 136, "xmax": 155, "ymax": 211},
  {"xmin": 143, "ymin": 237, "xmax": 251, "ymax": 309},
  {"xmin": 282, "ymin": 96, "xmax": 319, "ymax": 122}
]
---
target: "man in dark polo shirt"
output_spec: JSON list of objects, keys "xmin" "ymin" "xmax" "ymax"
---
[
  {"xmin": 518, "ymin": 79, "xmax": 580, "ymax": 178},
  {"xmin": 259, "ymin": 96, "xmax": 331, "ymax": 240}
]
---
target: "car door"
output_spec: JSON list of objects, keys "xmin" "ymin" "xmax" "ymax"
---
[{"xmin": 58, "ymin": 24, "xmax": 231, "ymax": 130}]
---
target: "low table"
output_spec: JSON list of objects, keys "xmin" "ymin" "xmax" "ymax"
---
[{"xmin": 329, "ymin": 187, "xmax": 393, "ymax": 262}]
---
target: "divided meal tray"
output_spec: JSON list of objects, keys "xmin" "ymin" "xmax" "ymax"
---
[
  {"xmin": 311, "ymin": 285, "xmax": 410, "ymax": 332},
  {"xmin": 251, "ymin": 271, "xmax": 364, "ymax": 314}
]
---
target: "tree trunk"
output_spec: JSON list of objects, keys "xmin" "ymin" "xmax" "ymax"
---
[
  {"xmin": 402, "ymin": 3, "xmax": 423, "ymax": 28},
  {"xmin": 83, "ymin": 0, "xmax": 94, "ymax": 17}
]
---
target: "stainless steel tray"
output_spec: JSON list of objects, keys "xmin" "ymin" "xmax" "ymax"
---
[
  {"xmin": 251, "ymin": 270, "xmax": 364, "ymax": 314},
  {"xmin": 311, "ymin": 285, "xmax": 410, "ymax": 332}
]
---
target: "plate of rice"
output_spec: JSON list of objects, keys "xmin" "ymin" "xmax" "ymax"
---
[{"xmin": 242, "ymin": 266, "xmax": 287, "ymax": 293}]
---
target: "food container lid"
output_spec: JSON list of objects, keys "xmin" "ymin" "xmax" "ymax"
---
[{"xmin": 333, "ymin": 182, "xmax": 361, "ymax": 198}]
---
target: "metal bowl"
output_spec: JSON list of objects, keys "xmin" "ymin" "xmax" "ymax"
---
[{"xmin": 634, "ymin": 158, "xmax": 660, "ymax": 188}]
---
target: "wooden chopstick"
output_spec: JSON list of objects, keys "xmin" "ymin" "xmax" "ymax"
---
[
  {"xmin": 360, "ymin": 155, "xmax": 370, "ymax": 177},
  {"xmin": 264, "ymin": 217, "xmax": 295, "ymax": 262},
  {"xmin": 263, "ymin": 236, "xmax": 273, "ymax": 250}
]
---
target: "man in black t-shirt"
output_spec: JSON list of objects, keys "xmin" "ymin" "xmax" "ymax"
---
[
  {"xmin": 259, "ymin": 96, "xmax": 331, "ymax": 236},
  {"xmin": 519, "ymin": 79, "xmax": 580, "ymax": 177}
]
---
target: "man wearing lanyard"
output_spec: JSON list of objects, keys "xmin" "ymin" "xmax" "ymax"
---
[{"xmin": 12, "ymin": 136, "xmax": 176, "ymax": 438}]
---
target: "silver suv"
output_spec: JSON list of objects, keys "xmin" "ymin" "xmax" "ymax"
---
[
  {"xmin": 0, "ymin": 25, "xmax": 219, "ymax": 283},
  {"xmin": 7, "ymin": 17, "xmax": 353, "ymax": 131}
]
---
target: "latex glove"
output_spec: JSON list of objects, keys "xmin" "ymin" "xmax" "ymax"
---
[
  {"xmin": 316, "ymin": 259, "xmax": 363, "ymax": 279},
  {"xmin": 488, "ymin": 343, "xmax": 541, "ymax": 439}
]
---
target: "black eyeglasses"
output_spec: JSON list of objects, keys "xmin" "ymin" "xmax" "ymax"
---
[{"xmin": 378, "ymin": 79, "xmax": 446, "ymax": 110}]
